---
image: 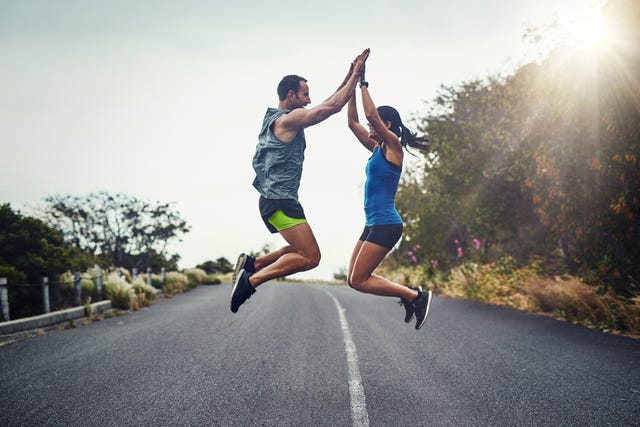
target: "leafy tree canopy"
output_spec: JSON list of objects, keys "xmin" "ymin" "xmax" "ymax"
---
[
  {"xmin": 41, "ymin": 192, "xmax": 190, "ymax": 271},
  {"xmin": 197, "ymin": 257, "xmax": 233, "ymax": 274},
  {"xmin": 395, "ymin": 0, "xmax": 639, "ymax": 293},
  {"xmin": 0, "ymin": 204, "xmax": 85, "ymax": 283}
]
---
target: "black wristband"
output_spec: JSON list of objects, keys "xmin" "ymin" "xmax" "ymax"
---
[{"xmin": 359, "ymin": 81, "xmax": 369, "ymax": 88}]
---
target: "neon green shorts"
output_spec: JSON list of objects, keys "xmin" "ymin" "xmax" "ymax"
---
[{"xmin": 267, "ymin": 209, "xmax": 307, "ymax": 232}]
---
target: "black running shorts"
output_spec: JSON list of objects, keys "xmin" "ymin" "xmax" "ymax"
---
[
  {"xmin": 358, "ymin": 223, "xmax": 403, "ymax": 249},
  {"xmin": 259, "ymin": 196, "xmax": 307, "ymax": 234}
]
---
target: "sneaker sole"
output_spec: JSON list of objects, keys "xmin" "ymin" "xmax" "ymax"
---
[
  {"xmin": 416, "ymin": 290, "xmax": 433, "ymax": 330},
  {"xmin": 230, "ymin": 269, "xmax": 245, "ymax": 313},
  {"xmin": 231, "ymin": 253, "xmax": 247, "ymax": 287}
]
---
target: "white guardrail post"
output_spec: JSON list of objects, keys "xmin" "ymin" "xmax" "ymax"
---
[
  {"xmin": 96, "ymin": 268, "xmax": 103, "ymax": 297},
  {"xmin": 73, "ymin": 272, "xmax": 81, "ymax": 306},
  {"xmin": 41, "ymin": 277, "xmax": 50, "ymax": 314},
  {"xmin": 0, "ymin": 277, "xmax": 9, "ymax": 321}
]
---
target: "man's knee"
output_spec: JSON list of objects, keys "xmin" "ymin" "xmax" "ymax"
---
[{"xmin": 304, "ymin": 250, "xmax": 321, "ymax": 269}]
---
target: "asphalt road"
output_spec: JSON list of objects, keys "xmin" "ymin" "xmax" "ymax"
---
[{"xmin": 1, "ymin": 282, "xmax": 639, "ymax": 426}]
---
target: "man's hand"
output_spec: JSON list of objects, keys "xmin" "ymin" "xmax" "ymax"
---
[
  {"xmin": 353, "ymin": 48, "xmax": 370, "ymax": 77},
  {"xmin": 275, "ymin": 48, "xmax": 371, "ymax": 139},
  {"xmin": 336, "ymin": 49, "xmax": 369, "ymax": 95}
]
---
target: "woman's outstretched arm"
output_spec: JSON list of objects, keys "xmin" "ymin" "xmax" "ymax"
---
[
  {"xmin": 361, "ymin": 84, "xmax": 403, "ymax": 161},
  {"xmin": 348, "ymin": 90, "xmax": 377, "ymax": 152}
]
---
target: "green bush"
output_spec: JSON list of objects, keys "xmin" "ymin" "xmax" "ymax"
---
[
  {"xmin": 205, "ymin": 274, "xmax": 221, "ymax": 284},
  {"xmin": 80, "ymin": 277, "xmax": 95, "ymax": 296},
  {"xmin": 57, "ymin": 271, "xmax": 97, "ymax": 300},
  {"xmin": 0, "ymin": 204, "xmax": 77, "ymax": 283},
  {"xmin": 150, "ymin": 274, "xmax": 164, "ymax": 289},
  {"xmin": 0, "ymin": 264, "xmax": 26, "ymax": 285},
  {"xmin": 58, "ymin": 271, "xmax": 75, "ymax": 293}
]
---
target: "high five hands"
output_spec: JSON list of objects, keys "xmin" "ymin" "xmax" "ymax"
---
[{"xmin": 353, "ymin": 48, "xmax": 370, "ymax": 79}]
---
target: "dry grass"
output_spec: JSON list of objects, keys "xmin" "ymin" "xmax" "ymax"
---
[
  {"xmin": 218, "ymin": 272, "xmax": 233, "ymax": 283},
  {"xmin": 385, "ymin": 258, "xmax": 640, "ymax": 337},
  {"xmin": 162, "ymin": 271, "xmax": 190, "ymax": 296},
  {"xmin": 522, "ymin": 278, "xmax": 640, "ymax": 334},
  {"xmin": 104, "ymin": 272, "xmax": 134, "ymax": 309},
  {"xmin": 183, "ymin": 268, "xmax": 208, "ymax": 287},
  {"xmin": 376, "ymin": 265, "xmax": 432, "ymax": 289}
]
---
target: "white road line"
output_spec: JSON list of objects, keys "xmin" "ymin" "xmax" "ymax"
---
[{"xmin": 322, "ymin": 289, "xmax": 370, "ymax": 427}]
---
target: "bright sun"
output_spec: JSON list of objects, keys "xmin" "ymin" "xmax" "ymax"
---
[{"xmin": 565, "ymin": 8, "xmax": 609, "ymax": 49}]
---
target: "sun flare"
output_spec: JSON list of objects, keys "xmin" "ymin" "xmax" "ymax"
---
[{"xmin": 567, "ymin": 8, "xmax": 608, "ymax": 48}]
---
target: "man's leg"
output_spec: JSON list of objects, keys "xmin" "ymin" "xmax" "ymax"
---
[
  {"xmin": 254, "ymin": 245, "xmax": 297, "ymax": 272},
  {"xmin": 249, "ymin": 222, "xmax": 320, "ymax": 288},
  {"xmin": 231, "ymin": 246, "xmax": 297, "ymax": 286},
  {"xmin": 230, "ymin": 226, "xmax": 318, "ymax": 313}
]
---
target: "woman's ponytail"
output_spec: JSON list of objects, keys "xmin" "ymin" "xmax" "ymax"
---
[
  {"xmin": 377, "ymin": 105, "xmax": 430, "ymax": 154},
  {"xmin": 400, "ymin": 126, "xmax": 430, "ymax": 153}
]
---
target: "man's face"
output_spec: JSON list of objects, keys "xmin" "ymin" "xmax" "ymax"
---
[{"xmin": 291, "ymin": 81, "xmax": 311, "ymax": 108}]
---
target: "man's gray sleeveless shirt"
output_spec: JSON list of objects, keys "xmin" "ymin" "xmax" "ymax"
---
[{"xmin": 252, "ymin": 108, "xmax": 306, "ymax": 200}]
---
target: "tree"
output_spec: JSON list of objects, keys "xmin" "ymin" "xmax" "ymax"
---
[
  {"xmin": 333, "ymin": 266, "xmax": 348, "ymax": 282},
  {"xmin": 395, "ymin": 0, "xmax": 640, "ymax": 293},
  {"xmin": 197, "ymin": 257, "xmax": 233, "ymax": 274},
  {"xmin": 42, "ymin": 192, "xmax": 190, "ymax": 270},
  {"xmin": 0, "ymin": 204, "xmax": 83, "ymax": 283},
  {"xmin": 398, "ymin": 70, "xmax": 550, "ymax": 269},
  {"xmin": 525, "ymin": 0, "xmax": 640, "ymax": 292}
]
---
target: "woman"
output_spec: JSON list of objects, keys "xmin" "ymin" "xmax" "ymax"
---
[{"xmin": 346, "ymin": 74, "xmax": 432, "ymax": 330}]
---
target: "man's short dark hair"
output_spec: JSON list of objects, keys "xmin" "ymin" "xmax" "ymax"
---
[{"xmin": 277, "ymin": 75, "xmax": 307, "ymax": 101}]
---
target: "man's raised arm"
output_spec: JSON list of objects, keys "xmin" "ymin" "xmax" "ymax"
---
[{"xmin": 278, "ymin": 48, "xmax": 370, "ymax": 134}]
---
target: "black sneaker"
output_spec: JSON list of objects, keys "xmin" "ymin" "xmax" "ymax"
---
[
  {"xmin": 232, "ymin": 253, "xmax": 255, "ymax": 285},
  {"xmin": 413, "ymin": 289, "xmax": 432, "ymax": 330},
  {"xmin": 399, "ymin": 286, "xmax": 420, "ymax": 323},
  {"xmin": 230, "ymin": 270, "xmax": 256, "ymax": 313}
]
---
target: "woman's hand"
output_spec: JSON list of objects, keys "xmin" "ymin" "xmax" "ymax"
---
[{"xmin": 352, "ymin": 48, "xmax": 370, "ymax": 77}]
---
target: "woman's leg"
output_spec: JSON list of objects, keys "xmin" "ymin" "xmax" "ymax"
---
[
  {"xmin": 348, "ymin": 240, "xmax": 364, "ymax": 281},
  {"xmin": 348, "ymin": 241, "xmax": 418, "ymax": 302}
]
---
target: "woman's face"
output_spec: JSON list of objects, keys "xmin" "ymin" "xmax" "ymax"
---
[
  {"xmin": 367, "ymin": 122, "xmax": 379, "ymax": 140},
  {"xmin": 367, "ymin": 121, "xmax": 391, "ymax": 140}
]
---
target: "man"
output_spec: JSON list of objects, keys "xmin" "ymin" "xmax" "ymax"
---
[{"xmin": 230, "ymin": 48, "xmax": 370, "ymax": 313}]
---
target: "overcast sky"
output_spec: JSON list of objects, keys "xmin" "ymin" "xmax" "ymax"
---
[{"xmin": 0, "ymin": 0, "xmax": 598, "ymax": 280}]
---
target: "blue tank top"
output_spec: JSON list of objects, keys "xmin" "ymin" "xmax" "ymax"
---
[{"xmin": 364, "ymin": 146, "xmax": 402, "ymax": 226}]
